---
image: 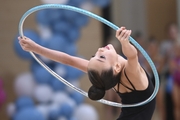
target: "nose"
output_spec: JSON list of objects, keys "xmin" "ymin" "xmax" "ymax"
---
[{"xmin": 98, "ymin": 47, "xmax": 104, "ymax": 52}]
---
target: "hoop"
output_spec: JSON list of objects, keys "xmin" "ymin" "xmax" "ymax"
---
[{"xmin": 19, "ymin": 4, "xmax": 159, "ymax": 107}]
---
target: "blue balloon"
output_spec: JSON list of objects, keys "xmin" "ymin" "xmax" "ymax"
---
[
  {"xmin": 69, "ymin": 92, "xmax": 84, "ymax": 105},
  {"xmin": 48, "ymin": 9, "xmax": 64, "ymax": 23},
  {"xmin": 32, "ymin": 64, "xmax": 53, "ymax": 84},
  {"xmin": 60, "ymin": 103, "xmax": 74, "ymax": 119},
  {"xmin": 69, "ymin": 117, "xmax": 78, "ymax": 120},
  {"xmin": 50, "ymin": 78, "xmax": 66, "ymax": 91},
  {"xmin": 13, "ymin": 107, "xmax": 44, "ymax": 120},
  {"xmin": 14, "ymin": 29, "xmax": 40, "ymax": 60},
  {"xmin": 52, "ymin": 20, "xmax": 71, "ymax": 34},
  {"xmin": 43, "ymin": 34, "xmax": 68, "ymax": 52},
  {"xmin": 91, "ymin": 0, "xmax": 111, "ymax": 7},
  {"xmin": 36, "ymin": 9, "xmax": 50, "ymax": 25},
  {"xmin": 67, "ymin": 0, "xmax": 84, "ymax": 7},
  {"xmin": 63, "ymin": 10, "xmax": 78, "ymax": 20},
  {"xmin": 65, "ymin": 65, "xmax": 84, "ymax": 80},
  {"xmin": 64, "ymin": 43, "xmax": 77, "ymax": 56},
  {"xmin": 66, "ymin": 27, "xmax": 80, "ymax": 43},
  {"xmin": 48, "ymin": 109, "xmax": 61, "ymax": 120},
  {"xmin": 15, "ymin": 96, "xmax": 34, "ymax": 111},
  {"xmin": 73, "ymin": 13, "xmax": 89, "ymax": 28}
]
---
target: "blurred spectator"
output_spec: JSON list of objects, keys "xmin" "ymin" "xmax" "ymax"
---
[
  {"xmin": 169, "ymin": 38, "xmax": 180, "ymax": 120},
  {"xmin": 145, "ymin": 36, "xmax": 166, "ymax": 120},
  {"xmin": 159, "ymin": 22, "xmax": 179, "ymax": 120}
]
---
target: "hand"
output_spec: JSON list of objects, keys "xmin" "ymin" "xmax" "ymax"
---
[
  {"xmin": 116, "ymin": 27, "xmax": 132, "ymax": 44},
  {"xmin": 18, "ymin": 36, "xmax": 37, "ymax": 52}
]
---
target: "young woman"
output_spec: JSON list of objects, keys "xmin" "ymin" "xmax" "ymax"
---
[{"xmin": 18, "ymin": 27, "xmax": 155, "ymax": 120}]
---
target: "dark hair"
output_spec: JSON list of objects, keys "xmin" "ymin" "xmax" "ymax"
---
[{"xmin": 87, "ymin": 68, "xmax": 121, "ymax": 100}]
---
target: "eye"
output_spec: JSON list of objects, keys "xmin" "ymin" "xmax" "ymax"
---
[
  {"xmin": 100, "ymin": 55, "xmax": 106, "ymax": 59},
  {"xmin": 91, "ymin": 55, "xmax": 95, "ymax": 58}
]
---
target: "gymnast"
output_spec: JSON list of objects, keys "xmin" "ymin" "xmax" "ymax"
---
[{"xmin": 18, "ymin": 27, "xmax": 155, "ymax": 120}]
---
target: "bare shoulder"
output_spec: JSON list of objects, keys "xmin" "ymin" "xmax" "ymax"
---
[{"xmin": 122, "ymin": 64, "xmax": 149, "ymax": 91}]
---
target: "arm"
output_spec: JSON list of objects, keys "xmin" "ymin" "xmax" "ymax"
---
[
  {"xmin": 18, "ymin": 36, "xmax": 89, "ymax": 73},
  {"xmin": 116, "ymin": 27, "xmax": 140, "ymax": 73}
]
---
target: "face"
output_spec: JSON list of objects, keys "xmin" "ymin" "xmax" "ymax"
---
[{"xmin": 88, "ymin": 44, "xmax": 119, "ymax": 73}]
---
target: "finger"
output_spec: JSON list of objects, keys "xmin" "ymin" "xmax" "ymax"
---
[
  {"xmin": 119, "ymin": 29, "xmax": 127, "ymax": 39},
  {"xmin": 123, "ymin": 30, "xmax": 130, "ymax": 40},
  {"xmin": 116, "ymin": 28, "xmax": 122, "ymax": 38}
]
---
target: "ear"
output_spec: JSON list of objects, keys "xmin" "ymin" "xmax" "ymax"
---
[{"xmin": 113, "ymin": 62, "xmax": 121, "ymax": 74}]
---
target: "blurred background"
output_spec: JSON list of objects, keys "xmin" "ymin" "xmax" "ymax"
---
[{"xmin": 0, "ymin": 0, "xmax": 179, "ymax": 120}]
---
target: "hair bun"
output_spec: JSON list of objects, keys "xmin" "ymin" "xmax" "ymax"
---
[{"xmin": 88, "ymin": 86, "xmax": 105, "ymax": 100}]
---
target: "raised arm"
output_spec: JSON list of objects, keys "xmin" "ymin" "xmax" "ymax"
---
[
  {"xmin": 18, "ymin": 36, "xmax": 89, "ymax": 73},
  {"xmin": 115, "ymin": 27, "xmax": 140, "ymax": 73}
]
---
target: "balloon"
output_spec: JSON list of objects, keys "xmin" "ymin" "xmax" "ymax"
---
[
  {"xmin": 6, "ymin": 103, "xmax": 16, "ymax": 118},
  {"xmin": 40, "ymin": 0, "xmax": 69, "ymax": 4},
  {"xmin": 37, "ymin": 24, "xmax": 52, "ymax": 40},
  {"xmin": 51, "ymin": 92, "xmax": 69, "ymax": 105},
  {"xmin": 32, "ymin": 64, "xmax": 53, "ymax": 84},
  {"xmin": 43, "ymin": 34, "xmax": 68, "ymax": 52},
  {"xmin": 60, "ymin": 102, "xmax": 74, "ymax": 119},
  {"xmin": 48, "ymin": 102, "xmax": 61, "ymax": 120},
  {"xmin": 73, "ymin": 13, "xmax": 89, "ymax": 28},
  {"xmin": 69, "ymin": 91, "xmax": 84, "ymax": 105},
  {"xmin": 63, "ymin": 10, "xmax": 78, "ymax": 20},
  {"xmin": 74, "ymin": 104, "xmax": 98, "ymax": 120},
  {"xmin": 66, "ymin": 65, "xmax": 84, "ymax": 80},
  {"xmin": 48, "ymin": 108, "xmax": 61, "ymax": 120},
  {"xmin": 36, "ymin": 10, "xmax": 50, "ymax": 25},
  {"xmin": 67, "ymin": 0, "xmax": 84, "ymax": 7},
  {"xmin": 50, "ymin": 78, "xmax": 66, "ymax": 91},
  {"xmin": 69, "ymin": 117, "xmax": 78, "ymax": 120},
  {"xmin": 66, "ymin": 80, "xmax": 80, "ymax": 93},
  {"xmin": 48, "ymin": 9, "xmax": 64, "ymax": 22},
  {"xmin": 14, "ymin": 72, "xmax": 36, "ymax": 97},
  {"xmin": 33, "ymin": 84, "xmax": 53, "ymax": 103},
  {"xmin": 66, "ymin": 27, "xmax": 80, "ymax": 43},
  {"xmin": 52, "ymin": 20, "xmax": 71, "ymax": 34},
  {"xmin": 13, "ymin": 107, "xmax": 45, "ymax": 120},
  {"xmin": 57, "ymin": 116, "xmax": 67, "ymax": 120},
  {"xmin": 91, "ymin": 0, "xmax": 110, "ymax": 8},
  {"xmin": 14, "ymin": 29, "xmax": 40, "ymax": 59},
  {"xmin": 15, "ymin": 96, "xmax": 34, "ymax": 111},
  {"xmin": 54, "ymin": 63, "xmax": 67, "ymax": 77},
  {"xmin": 80, "ymin": 1, "xmax": 94, "ymax": 11},
  {"xmin": 36, "ymin": 104, "xmax": 49, "ymax": 120},
  {"xmin": 64, "ymin": 43, "xmax": 77, "ymax": 56}
]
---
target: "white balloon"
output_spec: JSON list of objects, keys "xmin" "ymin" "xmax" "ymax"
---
[
  {"xmin": 36, "ymin": 104, "xmax": 49, "ymax": 119},
  {"xmin": 6, "ymin": 103, "xmax": 16, "ymax": 117},
  {"xmin": 37, "ymin": 24, "xmax": 52, "ymax": 40},
  {"xmin": 54, "ymin": 65, "xmax": 67, "ymax": 77},
  {"xmin": 33, "ymin": 84, "xmax": 53, "ymax": 103},
  {"xmin": 40, "ymin": 0, "xmax": 68, "ymax": 4},
  {"xmin": 80, "ymin": 1, "xmax": 94, "ymax": 11},
  {"xmin": 14, "ymin": 72, "xmax": 36, "ymax": 97},
  {"xmin": 74, "ymin": 104, "xmax": 98, "ymax": 120},
  {"xmin": 51, "ymin": 92, "xmax": 69, "ymax": 105}
]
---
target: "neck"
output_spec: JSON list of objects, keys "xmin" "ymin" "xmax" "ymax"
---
[{"xmin": 118, "ymin": 55, "xmax": 126, "ymax": 71}]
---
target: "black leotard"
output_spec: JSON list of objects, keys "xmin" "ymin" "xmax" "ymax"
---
[{"xmin": 115, "ymin": 70, "xmax": 156, "ymax": 120}]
